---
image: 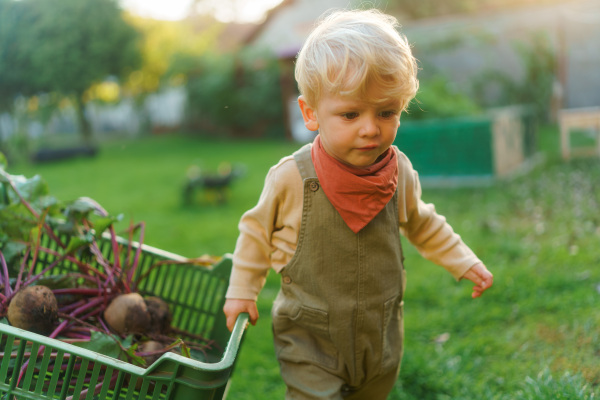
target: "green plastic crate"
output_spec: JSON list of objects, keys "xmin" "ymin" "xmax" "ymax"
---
[
  {"xmin": 395, "ymin": 117, "xmax": 494, "ymax": 177},
  {"xmin": 0, "ymin": 236, "xmax": 248, "ymax": 400}
]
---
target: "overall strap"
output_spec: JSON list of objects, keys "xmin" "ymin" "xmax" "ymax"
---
[{"xmin": 293, "ymin": 143, "xmax": 317, "ymax": 180}]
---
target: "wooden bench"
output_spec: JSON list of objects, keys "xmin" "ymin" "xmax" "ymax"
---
[{"xmin": 559, "ymin": 107, "xmax": 600, "ymax": 161}]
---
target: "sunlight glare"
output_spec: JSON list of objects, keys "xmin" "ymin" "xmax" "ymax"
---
[{"xmin": 120, "ymin": 0, "xmax": 285, "ymax": 23}]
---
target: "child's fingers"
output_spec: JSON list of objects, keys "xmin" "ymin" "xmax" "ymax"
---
[
  {"xmin": 248, "ymin": 306, "xmax": 259, "ymax": 326},
  {"xmin": 471, "ymin": 274, "xmax": 493, "ymax": 298},
  {"xmin": 480, "ymin": 273, "xmax": 493, "ymax": 291},
  {"xmin": 462, "ymin": 263, "xmax": 493, "ymax": 299},
  {"xmin": 226, "ymin": 314, "xmax": 238, "ymax": 332},
  {"xmin": 472, "ymin": 285, "xmax": 485, "ymax": 298},
  {"xmin": 224, "ymin": 303, "xmax": 259, "ymax": 332}
]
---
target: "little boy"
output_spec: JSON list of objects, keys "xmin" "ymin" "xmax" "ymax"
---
[{"xmin": 224, "ymin": 8, "xmax": 493, "ymax": 400}]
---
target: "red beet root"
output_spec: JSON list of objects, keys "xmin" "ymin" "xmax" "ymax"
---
[
  {"xmin": 7, "ymin": 285, "xmax": 59, "ymax": 336},
  {"xmin": 103, "ymin": 293, "xmax": 151, "ymax": 335}
]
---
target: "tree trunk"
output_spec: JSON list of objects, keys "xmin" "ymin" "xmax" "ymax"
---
[{"xmin": 74, "ymin": 94, "xmax": 92, "ymax": 143}]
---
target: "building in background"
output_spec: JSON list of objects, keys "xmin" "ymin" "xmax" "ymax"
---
[{"xmin": 246, "ymin": 0, "xmax": 599, "ymax": 140}]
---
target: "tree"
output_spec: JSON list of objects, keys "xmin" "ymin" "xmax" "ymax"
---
[
  {"xmin": 0, "ymin": 0, "xmax": 39, "ymax": 111},
  {"xmin": 122, "ymin": 14, "xmax": 222, "ymax": 97},
  {"xmin": 0, "ymin": 0, "xmax": 141, "ymax": 141},
  {"xmin": 185, "ymin": 49, "xmax": 284, "ymax": 138}
]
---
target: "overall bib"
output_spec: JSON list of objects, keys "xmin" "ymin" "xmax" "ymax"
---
[{"xmin": 272, "ymin": 144, "xmax": 406, "ymax": 399}]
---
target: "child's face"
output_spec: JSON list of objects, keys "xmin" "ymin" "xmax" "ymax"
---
[{"xmin": 299, "ymin": 83, "xmax": 401, "ymax": 168}]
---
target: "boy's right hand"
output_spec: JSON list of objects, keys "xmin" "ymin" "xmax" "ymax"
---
[{"xmin": 223, "ymin": 298, "xmax": 259, "ymax": 332}]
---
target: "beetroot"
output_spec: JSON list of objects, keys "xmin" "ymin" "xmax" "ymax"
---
[
  {"xmin": 137, "ymin": 340, "xmax": 164, "ymax": 365},
  {"xmin": 7, "ymin": 285, "xmax": 58, "ymax": 336},
  {"xmin": 145, "ymin": 296, "xmax": 172, "ymax": 334},
  {"xmin": 103, "ymin": 293, "xmax": 151, "ymax": 335}
]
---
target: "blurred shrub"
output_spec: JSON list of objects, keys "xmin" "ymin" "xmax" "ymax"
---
[
  {"xmin": 404, "ymin": 75, "xmax": 482, "ymax": 121},
  {"xmin": 473, "ymin": 31, "xmax": 556, "ymax": 121},
  {"xmin": 178, "ymin": 49, "xmax": 284, "ymax": 138}
]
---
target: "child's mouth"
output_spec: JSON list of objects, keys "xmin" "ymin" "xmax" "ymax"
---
[{"xmin": 357, "ymin": 145, "xmax": 377, "ymax": 151}]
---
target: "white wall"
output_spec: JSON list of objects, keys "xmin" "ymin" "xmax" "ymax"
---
[{"xmin": 0, "ymin": 86, "xmax": 187, "ymax": 140}]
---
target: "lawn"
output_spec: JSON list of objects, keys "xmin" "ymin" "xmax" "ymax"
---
[{"xmin": 6, "ymin": 126, "xmax": 600, "ymax": 399}]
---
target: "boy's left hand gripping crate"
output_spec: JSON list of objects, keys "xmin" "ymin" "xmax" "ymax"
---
[{"xmin": 0, "ymin": 236, "xmax": 248, "ymax": 400}]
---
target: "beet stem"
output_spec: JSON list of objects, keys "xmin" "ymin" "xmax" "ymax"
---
[
  {"xmin": 21, "ymin": 253, "xmax": 68, "ymax": 289},
  {"xmin": 14, "ymin": 247, "xmax": 30, "ymax": 293},
  {"xmin": 127, "ymin": 222, "xmax": 145, "ymax": 291},
  {"xmin": 58, "ymin": 272, "xmax": 102, "ymax": 286},
  {"xmin": 62, "ymin": 332, "xmax": 91, "ymax": 340},
  {"xmin": 108, "ymin": 226, "xmax": 122, "ymax": 282},
  {"xmin": 53, "ymin": 288, "xmax": 113, "ymax": 296},
  {"xmin": 59, "ymin": 298, "xmax": 87, "ymax": 313},
  {"xmin": 25, "ymin": 211, "xmax": 47, "ymax": 282},
  {"xmin": 40, "ymin": 246, "xmax": 108, "ymax": 281},
  {"xmin": 98, "ymin": 315, "xmax": 110, "ymax": 333},
  {"xmin": 87, "ymin": 242, "xmax": 114, "ymax": 284},
  {"xmin": 69, "ymin": 296, "xmax": 109, "ymax": 318},
  {"xmin": 0, "ymin": 252, "xmax": 11, "ymax": 297},
  {"xmin": 62, "ymin": 308, "xmax": 102, "ymax": 332}
]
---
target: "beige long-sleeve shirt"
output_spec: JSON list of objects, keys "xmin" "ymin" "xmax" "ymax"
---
[{"xmin": 225, "ymin": 147, "xmax": 481, "ymax": 301}]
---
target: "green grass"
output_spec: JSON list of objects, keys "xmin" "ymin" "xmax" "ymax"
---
[
  {"xmin": 7, "ymin": 127, "xmax": 600, "ymax": 399},
  {"xmin": 8, "ymin": 135, "xmax": 299, "ymax": 257}
]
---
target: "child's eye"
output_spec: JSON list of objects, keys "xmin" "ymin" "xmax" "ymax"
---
[
  {"xmin": 341, "ymin": 112, "xmax": 359, "ymax": 120},
  {"xmin": 379, "ymin": 110, "xmax": 398, "ymax": 119}
]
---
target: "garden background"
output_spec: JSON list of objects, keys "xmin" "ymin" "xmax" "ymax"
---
[{"xmin": 1, "ymin": 0, "xmax": 600, "ymax": 398}]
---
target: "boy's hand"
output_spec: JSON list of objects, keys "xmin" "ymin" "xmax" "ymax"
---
[
  {"xmin": 223, "ymin": 298, "xmax": 259, "ymax": 332},
  {"xmin": 461, "ymin": 262, "xmax": 493, "ymax": 299}
]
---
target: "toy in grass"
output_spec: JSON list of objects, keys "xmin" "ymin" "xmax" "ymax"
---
[
  {"xmin": 0, "ymin": 152, "xmax": 221, "ymax": 394},
  {"xmin": 182, "ymin": 161, "xmax": 246, "ymax": 205}
]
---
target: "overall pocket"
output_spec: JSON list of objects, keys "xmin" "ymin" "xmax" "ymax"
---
[{"xmin": 273, "ymin": 304, "xmax": 338, "ymax": 370}]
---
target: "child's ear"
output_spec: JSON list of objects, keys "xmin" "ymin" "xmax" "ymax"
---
[{"xmin": 298, "ymin": 96, "xmax": 319, "ymax": 131}]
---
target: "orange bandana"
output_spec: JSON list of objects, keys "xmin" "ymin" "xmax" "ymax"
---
[{"xmin": 310, "ymin": 135, "xmax": 398, "ymax": 233}]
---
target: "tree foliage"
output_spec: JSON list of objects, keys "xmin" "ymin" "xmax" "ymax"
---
[
  {"xmin": 184, "ymin": 49, "xmax": 284, "ymax": 138},
  {"xmin": 404, "ymin": 75, "xmax": 482, "ymax": 121},
  {"xmin": 471, "ymin": 32, "xmax": 556, "ymax": 121},
  {"xmin": 123, "ymin": 15, "xmax": 222, "ymax": 97},
  {"xmin": 0, "ymin": 0, "xmax": 141, "ymax": 140},
  {"xmin": 0, "ymin": 0, "xmax": 39, "ymax": 110}
]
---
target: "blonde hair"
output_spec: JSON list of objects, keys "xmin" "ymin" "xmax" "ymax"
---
[{"xmin": 295, "ymin": 9, "xmax": 419, "ymax": 110}]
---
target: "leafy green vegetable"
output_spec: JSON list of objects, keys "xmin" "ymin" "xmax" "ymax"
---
[
  {"xmin": 0, "ymin": 152, "xmax": 118, "ymax": 262},
  {"xmin": 122, "ymin": 341, "xmax": 147, "ymax": 366},
  {"xmin": 71, "ymin": 330, "xmax": 124, "ymax": 359},
  {"xmin": 65, "ymin": 232, "xmax": 94, "ymax": 254},
  {"xmin": 178, "ymin": 340, "xmax": 191, "ymax": 359}
]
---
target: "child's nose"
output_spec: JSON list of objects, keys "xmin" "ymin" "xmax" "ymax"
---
[{"xmin": 359, "ymin": 116, "xmax": 379, "ymax": 137}]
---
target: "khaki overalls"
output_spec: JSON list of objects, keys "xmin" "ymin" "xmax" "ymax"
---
[{"xmin": 272, "ymin": 145, "xmax": 406, "ymax": 399}]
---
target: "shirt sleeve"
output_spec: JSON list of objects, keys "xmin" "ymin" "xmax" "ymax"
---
[
  {"xmin": 396, "ymin": 150, "xmax": 481, "ymax": 280},
  {"xmin": 225, "ymin": 156, "xmax": 301, "ymax": 300}
]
